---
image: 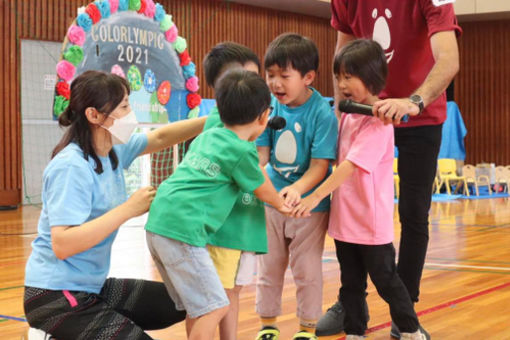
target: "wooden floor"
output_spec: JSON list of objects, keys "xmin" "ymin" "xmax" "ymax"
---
[{"xmin": 1, "ymin": 198, "xmax": 510, "ymax": 339}]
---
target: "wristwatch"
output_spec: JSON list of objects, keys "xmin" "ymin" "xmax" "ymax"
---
[{"xmin": 409, "ymin": 94, "xmax": 424, "ymax": 115}]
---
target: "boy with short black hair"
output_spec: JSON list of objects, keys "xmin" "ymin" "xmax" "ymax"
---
[
  {"xmin": 146, "ymin": 70, "xmax": 290, "ymax": 340},
  {"xmin": 201, "ymin": 42, "xmax": 269, "ymax": 340},
  {"xmin": 255, "ymin": 33, "xmax": 338, "ymax": 339}
]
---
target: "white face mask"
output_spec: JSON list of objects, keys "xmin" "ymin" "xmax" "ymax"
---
[{"xmin": 103, "ymin": 110, "xmax": 138, "ymax": 145}]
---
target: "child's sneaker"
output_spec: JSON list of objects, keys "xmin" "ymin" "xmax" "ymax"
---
[
  {"xmin": 391, "ymin": 322, "xmax": 430, "ymax": 340},
  {"xmin": 255, "ymin": 326, "xmax": 280, "ymax": 340},
  {"xmin": 345, "ymin": 335, "xmax": 366, "ymax": 340},
  {"xmin": 292, "ymin": 330, "xmax": 318, "ymax": 340},
  {"xmin": 400, "ymin": 330, "xmax": 428, "ymax": 340}
]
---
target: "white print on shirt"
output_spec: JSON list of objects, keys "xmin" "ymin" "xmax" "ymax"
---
[
  {"xmin": 432, "ymin": 0, "xmax": 455, "ymax": 7},
  {"xmin": 371, "ymin": 8, "xmax": 394, "ymax": 63},
  {"xmin": 241, "ymin": 192, "xmax": 254, "ymax": 205},
  {"xmin": 274, "ymin": 129, "xmax": 300, "ymax": 178},
  {"xmin": 185, "ymin": 152, "xmax": 221, "ymax": 178}
]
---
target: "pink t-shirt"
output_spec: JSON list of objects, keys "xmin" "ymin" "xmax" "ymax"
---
[
  {"xmin": 328, "ymin": 114, "xmax": 394, "ymax": 245},
  {"xmin": 331, "ymin": 0, "xmax": 462, "ymax": 127}
]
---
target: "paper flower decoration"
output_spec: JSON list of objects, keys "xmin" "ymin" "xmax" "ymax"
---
[
  {"xmin": 129, "ymin": 0, "xmax": 141, "ymax": 11},
  {"xmin": 144, "ymin": 69, "xmax": 157, "ymax": 93},
  {"xmin": 183, "ymin": 62, "xmax": 196, "ymax": 79},
  {"xmin": 56, "ymin": 81, "xmax": 70, "ymax": 100},
  {"xmin": 144, "ymin": 0, "xmax": 155, "ymax": 18},
  {"xmin": 109, "ymin": 0, "xmax": 119, "ymax": 13},
  {"xmin": 54, "ymin": 96, "xmax": 70, "ymax": 117},
  {"xmin": 76, "ymin": 13, "xmax": 93, "ymax": 32},
  {"xmin": 154, "ymin": 3, "xmax": 165, "ymax": 22},
  {"xmin": 179, "ymin": 50, "xmax": 191, "ymax": 66},
  {"xmin": 67, "ymin": 25, "xmax": 86, "ymax": 46},
  {"xmin": 187, "ymin": 107, "xmax": 200, "ymax": 119},
  {"xmin": 119, "ymin": 0, "xmax": 128, "ymax": 11},
  {"xmin": 95, "ymin": 0, "xmax": 111, "ymax": 19},
  {"xmin": 56, "ymin": 60, "xmax": 76, "ymax": 81},
  {"xmin": 185, "ymin": 76, "xmax": 199, "ymax": 92},
  {"xmin": 111, "ymin": 64, "xmax": 126, "ymax": 78},
  {"xmin": 157, "ymin": 81, "xmax": 171, "ymax": 105},
  {"xmin": 64, "ymin": 45, "xmax": 84, "ymax": 66},
  {"xmin": 85, "ymin": 3, "xmax": 101, "ymax": 24},
  {"xmin": 127, "ymin": 65, "xmax": 142, "ymax": 91},
  {"xmin": 160, "ymin": 14, "xmax": 173, "ymax": 32},
  {"xmin": 165, "ymin": 25, "xmax": 178, "ymax": 43},
  {"xmin": 173, "ymin": 37, "xmax": 187, "ymax": 54},
  {"xmin": 186, "ymin": 93, "xmax": 201, "ymax": 109}
]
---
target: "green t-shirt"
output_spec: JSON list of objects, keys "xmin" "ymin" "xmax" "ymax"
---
[
  {"xmin": 145, "ymin": 127, "xmax": 265, "ymax": 247},
  {"xmin": 204, "ymin": 107, "xmax": 268, "ymax": 253}
]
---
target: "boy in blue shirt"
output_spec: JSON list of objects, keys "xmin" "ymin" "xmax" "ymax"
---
[{"xmin": 255, "ymin": 33, "xmax": 339, "ymax": 339}]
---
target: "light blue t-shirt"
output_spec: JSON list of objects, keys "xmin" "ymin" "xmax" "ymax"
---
[
  {"xmin": 257, "ymin": 88, "xmax": 338, "ymax": 212},
  {"xmin": 25, "ymin": 133, "xmax": 148, "ymax": 294}
]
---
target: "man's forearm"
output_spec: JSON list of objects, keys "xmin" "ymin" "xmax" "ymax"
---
[{"xmin": 413, "ymin": 31, "xmax": 459, "ymax": 107}]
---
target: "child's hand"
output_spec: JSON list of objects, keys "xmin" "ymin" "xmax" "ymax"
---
[
  {"xmin": 276, "ymin": 201, "xmax": 293, "ymax": 216},
  {"xmin": 291, "ymin": 195, "xmax": 320, "ymax": 218},
  {"xmin": 125, "ymin": 186, "xmax": 156, "ymax": 217},
  {"xmin": 279, "ymin": 186, "xmax": 301, "ymax": 207}
]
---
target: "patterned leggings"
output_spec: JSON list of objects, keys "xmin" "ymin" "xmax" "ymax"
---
[{"xmin": 24, "ymin": 278, "xmax": 186, "ymax": 340}]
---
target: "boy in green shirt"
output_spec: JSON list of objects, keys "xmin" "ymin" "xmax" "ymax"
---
[
  {"xmin": 202, "ymin": 42, "xmax": 267, "ymax": 340},
  {"xmin": 145, "ymin": 70, "xmax": 290, "ymax": 340}
]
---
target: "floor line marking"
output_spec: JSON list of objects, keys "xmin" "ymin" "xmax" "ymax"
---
[
  {"xmin": 335, "ymin": 281, "xmax": 510, "ymax": 339},
  {"xmin": 425, "ymin": 262, "xmax": 510, "ymax": 272},
  {"xmin": 0, "ymin": 314, "xmax": 26, "ymax": 322}
]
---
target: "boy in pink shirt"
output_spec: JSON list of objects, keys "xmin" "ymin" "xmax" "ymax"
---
[{"xmin": 292, "ymin": 39, "xmax": 426, "ymax": 340}]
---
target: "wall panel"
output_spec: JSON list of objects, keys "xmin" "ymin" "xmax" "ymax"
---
[{"xmin": 456, "ymin": 20, "xmax": 510, "ymax": 165}]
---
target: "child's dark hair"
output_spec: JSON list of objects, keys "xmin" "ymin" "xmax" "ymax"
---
[
  {"xmin": 52, "ymin": 70, "xmax": 130, "ymax": 174},
  {"xmin": 215, "ymin": 69, "xmax": 271, "ymax": 126},
  {"xmin": 203, "ymin": 42, "xmax": 260, "ymax": 87},
  {"xmin": 333, "ymin": 39, "xmax": 388, "ymax": 95},
  {"xmin": 264, "ymin": 33, "xmax": 319, "ymax": 76}
]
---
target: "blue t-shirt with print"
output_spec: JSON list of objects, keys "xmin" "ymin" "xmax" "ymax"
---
[
  {"xmin": 25, "ymin": 133, "xmax": 148, "ymax": 294},
  {"xmin": 256, "ymin": 88, "xmax": 338, "ymax": 212}
]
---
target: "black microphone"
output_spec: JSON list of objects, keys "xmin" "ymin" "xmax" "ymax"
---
[
  {"xmin": 338, "ymin": 99, "xmax": 409, "ymax": 122},
  {"xmin": 268, "ymin": 116, "xmax": 286, "ymax": 130}
]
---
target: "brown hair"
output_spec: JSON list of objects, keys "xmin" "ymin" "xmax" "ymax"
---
[{"xmin": 52, "ymin": 70, "xmax": 130, "ymax": 174}]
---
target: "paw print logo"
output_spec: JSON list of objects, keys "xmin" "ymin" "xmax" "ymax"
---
[{"xmin": 371, "ymin": 8, "xmax": 394, "ymax": 63}]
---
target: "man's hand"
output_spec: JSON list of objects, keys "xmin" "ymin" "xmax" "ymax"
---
[
  {"xmin": 372, "ymin": 98, "xmax": 420, "ymax": 125},
  {"xmin": 279, "ymin": 185, "xmax": 301, "ymax": 207}
]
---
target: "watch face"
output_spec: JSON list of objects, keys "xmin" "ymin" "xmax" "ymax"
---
[{"xmin": 410, "ymin": 94, "xmax": 423, "ymax": 103}]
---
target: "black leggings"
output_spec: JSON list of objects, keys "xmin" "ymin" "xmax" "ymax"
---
[{"xmin": 24, "ymin": 278, "xmax": 186, "ymax": 340}]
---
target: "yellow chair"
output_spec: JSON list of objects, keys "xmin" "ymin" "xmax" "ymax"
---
[
  {"xmin": 393, "ymin": 158, "xmax": 400, "ymax": 198},
  {"xmin": 437, "ymin": 159, "xmax": 468, "ymax": 195},
  {"xmin": 432, "ymin": 168, "xmax": 442, "ymax": 194},
  {"xmin": 462, "ymin": 164, "xmax": 491, "ymax": 196},
  {"xmin": 495, "ymin": 166, "xmax": 509, "ymax": 193}
]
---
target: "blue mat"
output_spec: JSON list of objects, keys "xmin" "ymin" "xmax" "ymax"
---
[
  {"xmin": 432, "ymin": 194, "xmax": 462, "ymax": 201},
  {"xmin": 461, "ymin": 192, "xmax": 510, "ymax": 200}
]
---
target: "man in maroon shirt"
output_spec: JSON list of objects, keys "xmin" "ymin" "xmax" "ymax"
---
[{"xmin": 317, "ymin": 0, "xmax": 462, "ymax": 338}]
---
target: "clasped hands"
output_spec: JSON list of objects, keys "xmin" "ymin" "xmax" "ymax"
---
[{"xmin": 278, "ymin": 185, "xmax": 319, "ymax": 218}]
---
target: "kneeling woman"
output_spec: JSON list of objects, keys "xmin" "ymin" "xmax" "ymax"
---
[{"xmin": 24, "ymin": 70, "xmax": 206, "ymax": 340}]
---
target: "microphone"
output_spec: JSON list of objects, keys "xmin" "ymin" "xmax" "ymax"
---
[
  {"xmin": 338, "ymin": 99, "xmax": 409, "ymax": 122},
  {"xmin": 268, "ymin": 116, "xmax": 286, "ymax": 130}
]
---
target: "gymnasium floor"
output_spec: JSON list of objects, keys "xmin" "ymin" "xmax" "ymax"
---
[{"xmin": 1, "ymin": 198, "xmax": 510, "ymax": 339}]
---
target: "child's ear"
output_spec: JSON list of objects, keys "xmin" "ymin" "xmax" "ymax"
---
[
  {"xmin": 303, "ymin": 70, "xmax": 316, "ymax": 86},
  {"xmin": 259, "ymin": 108, "xmax": 271, "ymax": 125}
]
